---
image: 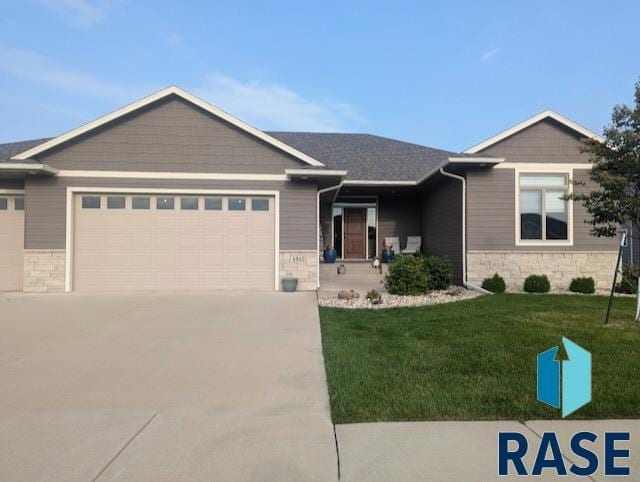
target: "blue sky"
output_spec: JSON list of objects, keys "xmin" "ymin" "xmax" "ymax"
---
[{"xmin": 0, "ymin": 1, "xmax": 638, "ymax": 151}]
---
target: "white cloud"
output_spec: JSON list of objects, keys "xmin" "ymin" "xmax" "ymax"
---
[
  {"xmin": 194, "ymin": 74, "xmax": 365, "ymax": 132},
  {"xmin": 0, "ymin": 44, "xmax": 133, "ymax": 101},
  {"xmin": 480, "ymin": 48, "xmax": 501, "ymax": 63},
  {"xmin": 40, "ymin": 0, "xmax": 110, "ymax": 28},
  {"xmin": 0, "ymin": 45, "xmax": 364, "ymax": 133}
]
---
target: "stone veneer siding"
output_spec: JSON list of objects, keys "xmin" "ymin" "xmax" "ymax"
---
[
  {"xmin": 467, "ymin": 251, "xmax": 618, "ymax": 292},
  {"xmin": 279, "ymin": 250, "xmax": 318, "ymax": 291},
  {"xmin": 23, "ymin": 250, "xmax": 66, "ymax": 293}
]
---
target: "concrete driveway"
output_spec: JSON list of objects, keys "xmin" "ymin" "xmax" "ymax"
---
[{"xmin": 0, "ymin": 291, "xmax": 337, "ymax": 481}]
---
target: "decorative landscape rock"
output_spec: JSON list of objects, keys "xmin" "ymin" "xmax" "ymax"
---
[
  {"xmin": 337, "ymin": 290, "xmax": 360, "ymax": 300},
  {"xmin": 321, "ymin": 287, "xmax": 481, "ymax": 309}
]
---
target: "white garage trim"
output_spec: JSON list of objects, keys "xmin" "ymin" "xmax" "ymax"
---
[
  {"xmin": 0, "ymin": 189, "xmax": 25, "ymax": 194},
  {"xmin": 65, "ymin": 186, "xmax": 280, "ymax": 292}
]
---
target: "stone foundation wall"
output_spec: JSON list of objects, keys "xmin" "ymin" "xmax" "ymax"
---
[
  {"xmin": 467, "ymin": 251, "xmax": 618, "ymax": 292},
  {"xmin": 23, "ymin": 250, "xmax": 66, "ymax": 293},
  {"xmin": 280, "ymin": 250, "xmax": 318, "ymax": 291}
]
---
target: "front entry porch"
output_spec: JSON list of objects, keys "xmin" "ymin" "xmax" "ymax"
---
[
  {"xmin": 318, "ymin": 260, "xmax": 388, "ymax": 299},
  {"xmin": 320, "ymin": 191, "xmax": 423, "ymax": 262}
]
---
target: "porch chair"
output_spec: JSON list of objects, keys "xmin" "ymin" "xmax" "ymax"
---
[{"xmin": 401, "ymin": 236, "xmax": 422, "ymax": 255}]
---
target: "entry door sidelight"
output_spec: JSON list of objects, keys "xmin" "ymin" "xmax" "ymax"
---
[{"xmin": 344, "ymin": 208, "xmax": 366, "ymax": 259}]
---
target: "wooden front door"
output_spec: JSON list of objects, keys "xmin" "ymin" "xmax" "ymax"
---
[{"xmin": 344, "ymin": 208, "xmax": 366, "ymax": 259}]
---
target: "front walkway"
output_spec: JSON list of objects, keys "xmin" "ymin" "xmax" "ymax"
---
[
  {"xmin": 0, "ymin": 291, "xmax": 337, "ymax": 481},
  {"xmin": 336, "ymin": 420, "xmax": 639, "ymax": 481}
]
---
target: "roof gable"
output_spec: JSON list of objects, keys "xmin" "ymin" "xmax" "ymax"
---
[
  {"xmin": 11, "ymin": 86, "xmax": 325, "ymax": 167},
  {"xmin": 464, "ymin": 110, "xmax": 604, "ymax": 154}
]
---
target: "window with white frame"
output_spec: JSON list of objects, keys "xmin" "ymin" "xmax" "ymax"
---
[{"xmin": 519, "ymin": 173, "xmax": 569, "ymax": 242}]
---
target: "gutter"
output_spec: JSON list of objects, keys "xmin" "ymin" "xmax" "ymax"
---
[
  {"xmin": 0, "ymin": 162, "xmax": 58, "ymax": 175},
  {"xmin": 439, "ymin": 167, "xmax": 491, "ymax": 295},
  {"xmin": 317, "ymin": 181, "xmax": 344, "ymax": 288}
]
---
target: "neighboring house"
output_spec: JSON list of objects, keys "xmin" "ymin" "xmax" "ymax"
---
[{"xmin": 0, "ymin": 86, "xmax": 619, "ymax": 293}]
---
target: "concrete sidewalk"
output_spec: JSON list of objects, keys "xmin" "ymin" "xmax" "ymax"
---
[{"xmin": 336, "ymin": 420, "xmax": 639, "ymax": 481}]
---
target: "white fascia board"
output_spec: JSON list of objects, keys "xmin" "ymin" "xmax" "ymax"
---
[
  {"xmin": 464, "ymin": 110, "xmax": 605, "ymax": 154},
  {"xmin": 11, "ymin": 86, "xmax": 326, "ymax": 167},
  {"xmin": 0, "ymin": 162, "xmax": 58, "ymax": 175},
  {"xmin": 447, "ymin": 156, "xmax": 505, "ymax": 163},
  {"xmin": 56, "ymin": 170, "xmax": 288, "ymax": 181},
  {"xmin": 342, "ymin": 180, "xmax": 417, "ymax": 186},
  {"xmin": 285, "ymin": 169, "xmax": 347, "ymax": 177}
]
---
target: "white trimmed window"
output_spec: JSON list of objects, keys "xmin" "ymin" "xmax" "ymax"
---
[{"xmin": 518, "ymin": 173, "xmax": 570, "ymax": 244}]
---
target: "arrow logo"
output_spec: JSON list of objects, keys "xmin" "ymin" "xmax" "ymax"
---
[{"xmin": 537, "ymin": 337, "xmax": 591, "ymax": 417}]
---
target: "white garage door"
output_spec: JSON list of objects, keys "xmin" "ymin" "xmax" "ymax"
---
[
  {"xmin": 0, "ymin": 195, "xmax": 24, "ymax": 292},
  {"xmin": 73, "ymin": 193, "xmax": 276, "ymax": 291}
]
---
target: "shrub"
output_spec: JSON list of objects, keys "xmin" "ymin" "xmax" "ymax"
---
[
  {"xmin": 423, "ymin": 256, "xmax": 453, "ymax": 290},
  {"xmin": 615, "ymin": 264, "xmax": 639, "ymax": 294},
  {"xmin": 569, "ymin": 277, "xmax": 595, "ymax": 294},
  {"xmin": 524, "ymin": 274, "xmax": 551, "ymax": 293},
  {"xmin": 366, "ymin": 289, "xmax": 382, "ymax": 304},
  {"xmin": 385, "ymin": 255, "xmax": 430, "ymax": 295},
  {"xmin": 482, "ymin": 273, "xmax": 506, "ymax": 293}
]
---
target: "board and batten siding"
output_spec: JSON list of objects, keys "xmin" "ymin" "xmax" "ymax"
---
[
  {"xmin": 36, "ymin": 96, "xmax": 306, "ymax": 174},
  {"xmin": 377, "ymin": 193, "xmax": 422, "ymax": 256},
  {"xmin": 478, "ymin": 118, "xmax": 591, "ymax": 164},
  {"xmin": 466, "ymin": 168, "xmax": 618, "ymax": 251},
  {"xmin": 24, "ymin": 177, "xmax": 317, "ymax": 251},
  {"xmin": 421, "ymin": 177, "xmax": 463, "ymax": 283}
]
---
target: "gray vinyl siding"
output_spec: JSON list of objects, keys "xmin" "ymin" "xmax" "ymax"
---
[
  {"xmin": 36, "ymin": 96, "xmax": 306, "ymax": 173},
  {"xmin": 478, "ymin": 118, "xmax": 591, "ymax": 163},
  {"xmin": 467, "ymin": 168, "xmax": 618, "ymax": 251},
  {"xmin": 24, "ymin": 177, "xmax": 316, "ymax": 250},
  {"xmin": 421, "ymin": 178, "xmax": 463, "ymax": 283},
  {"xmin": 0, "ymin": 179, "xmax": 25, "ymax": 189},
  {"xmin": 377, "ymin": 193, "xmax": 422, "ymax": 256}
]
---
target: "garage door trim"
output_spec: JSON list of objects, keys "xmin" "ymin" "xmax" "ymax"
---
[{"xmin": 65, "ymin": 186, "xmax": 280, "ymax": 292}]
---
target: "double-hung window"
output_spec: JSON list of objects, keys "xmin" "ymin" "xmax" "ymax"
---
[{"xmin": 519, "ymin": 173, "xmax": 569, "ymax": 243}]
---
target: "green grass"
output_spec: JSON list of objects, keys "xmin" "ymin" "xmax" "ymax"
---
[{"xmin": 319, "ymin": 294, "xmax": 640, "ymax": 423}]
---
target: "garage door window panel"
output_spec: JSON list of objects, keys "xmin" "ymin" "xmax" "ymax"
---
[
  {"xmin": 156, "ymin": 197, "xmax": 175, "ymax": 210},
  {"xmin": 228, "ymin": 198, "xmax": 246, "ymax": 211},
  {"xmin": 132, "ymin": 197, "xmax": 150, "ymax": 209},
  {"xmin": 14, "ymin": 197, "xmax": 24, "ymax": 210},
  {"xmin": 0, "ymin": 198, "xmax": 6, "ymax": 210},
  {"xmin": 181, "ymin": 197, "xmax": 199, "ymax": 210},
  {"xmin": 82, "ymin": 196, "xmax": 101, "ymax": 209},
  {"xmin": 251, "ymin": 198, "xmax": 270, "ymax": 211},
  {"xmin": 204, "ymin": 198, "xmax": 223, "ymax": 210},
  {"xmin": 107, "ymin": 196, "xmax": 126, "ymax": 209}
]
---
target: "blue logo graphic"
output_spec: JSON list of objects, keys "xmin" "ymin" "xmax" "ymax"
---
[{"xmin": 537, "ymin": 337, "xmax": 591, "ymax": 417}]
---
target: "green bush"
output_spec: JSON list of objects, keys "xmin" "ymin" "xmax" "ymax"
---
[
  {"xmin": 569, "ymin": 277, "xmax": 595, "ymax": 294},
  {"xmin": 524, "ymin": 274, "xmax": 551, "ymax": 293},
  {"xmin": 423, "ymin": 256, "xmax": 453, "ymax": 290},
  {"xmin": 482, "ymin": 273, "xmax": 506, "ymax": 293},
  {"xmin": 615, "ymin": 264, "xmax": 639, "ymax": 294},
  {"xmin": 385, "ymin": 255, "xmax": 430, "ymax": 295}
]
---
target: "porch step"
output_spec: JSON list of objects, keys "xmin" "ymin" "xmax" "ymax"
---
[{"xmin": 320, "ymin": 262, "xmax": 388, "ymax": 282}]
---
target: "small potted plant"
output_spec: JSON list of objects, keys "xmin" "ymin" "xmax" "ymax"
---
[
  {"xmin": 281, "ymin": 276, "xmax": 298, "ymax": 292},
  {"xmin": 281, "ymin": 272, "xmax": 298, "ymax": 292},
  {"xmin": 323, "ymin": 245, "xmax": 338, "ymax": 264},
  {"xmin": 366, "ymin": 289, "xmax": 383, "ymax": 305},
  {"xmin": 381, "ymin": 243, "xmax": 394, "ymax": 263}
]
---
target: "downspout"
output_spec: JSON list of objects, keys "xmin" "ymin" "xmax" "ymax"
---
[
  {"xmin": 317, "ymin": 181, "xmax": 344, "ymax": 288},
  {"xmin": 439, "ymin": 168, "xmax": 491, "ymax": 294}
]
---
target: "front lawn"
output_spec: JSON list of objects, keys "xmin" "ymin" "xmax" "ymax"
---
[{"xmin": 319, "ymin": 294, "xmax": 640, "ymax": 423}]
